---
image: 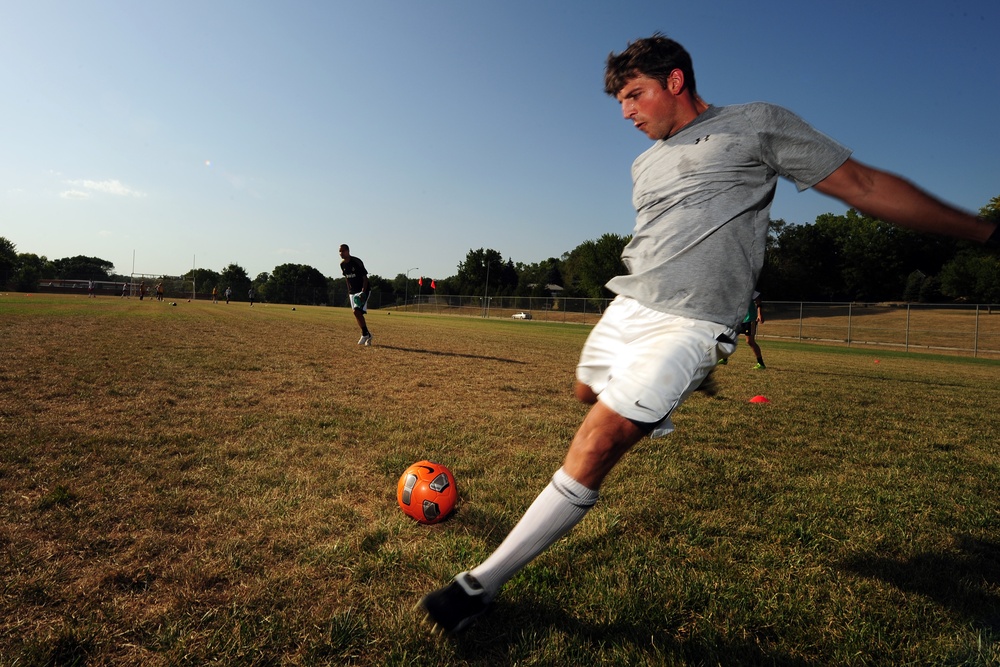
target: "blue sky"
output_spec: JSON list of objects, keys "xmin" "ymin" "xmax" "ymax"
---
[{"xmin": 2, "ymin": 1, "xmax": 997, "ymax": 283}]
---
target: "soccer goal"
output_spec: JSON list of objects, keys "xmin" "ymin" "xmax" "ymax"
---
[{"xmin": 125, "ymin": 273, "xmax": 193, "ymax": 300}]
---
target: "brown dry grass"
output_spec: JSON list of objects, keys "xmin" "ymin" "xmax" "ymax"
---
[{"xmin": 0, "ymin": 294, "xmax": 588, "ymax": 664}]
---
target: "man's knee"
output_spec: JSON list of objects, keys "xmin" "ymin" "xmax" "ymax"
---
[
  {"xmin": 564, "ymin": 401, "xmax": 647, "ymax": 488},
  {"xmin": 574, "ymin": 381, "xmax": 598, "ymax": 405}
]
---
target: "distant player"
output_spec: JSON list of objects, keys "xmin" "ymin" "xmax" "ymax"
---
[
  {"xmin": 416, "ymin": 33, "xmax": 999, "ymax": 635},
  {"xmin": 339, "ymin": 244, "xmax": 372, "ymax": 346},
  {"xmin": 720, "ymin": 290, "xmax": 765, "ymax": 369}
]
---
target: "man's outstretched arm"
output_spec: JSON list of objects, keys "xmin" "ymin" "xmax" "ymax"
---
[{"xmin": 814, "ymin": 158, "xmax": 997, "ymax": 243}]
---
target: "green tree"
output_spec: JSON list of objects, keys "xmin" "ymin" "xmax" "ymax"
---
[
  {"xmin": 768, "ymin": 211, "xmax": 958, "ymax": 301},
  {"xmin": 368, "ymin": 274, "xmax": 394, "ymax": 306},
  {"xmin": 836, "ymin": 211, "xmax": 912, "ymax": 301},
  {"xmin": 919, "ymin": 275, "xmax": 943, "ymax": 303},
  {"xmin": 514, "ymin": 257, "xmax": 563, "ymax": 296},
  {"xmin": 455, "ymin": 249, "xmax": 517, "ymax": 297},
  {"xmin": 185, "ymin": 268, "xmax": 223, "ymax": 296},
  {"xmin": 14, "ymin": 253, "xmax": 49, "ymax": 291},
  {"xmin": 219, "ymin": 263, "xmax": 252, "ymax": 302},
  {"xmin": 932, "ymin": 195, "xmax": 1000, "ymax": 304},
  {"xmin": 263, "ymin": 264, "xmax": 328, "ymax": 305},
  {"xmin": 902, "ymin": 270, "xmax": 927, "ymax": 302},
  {"xmin": 328, "ymin": 276, "xmax": 345, "ymax": 306},
  {"xmin": 980, "ymin": 195, "xmax": 1000, "ymax": 223},
  {"xmin": 392, "ymin": 273, "xmax": 421, "ymax": 305},
  {"xmin": 0, "ymin": 237, "xmax": 18, "ymax": 288},
  {"xmin": 560, "ymin": 233, "xmax": 628, "ymax": 299},
  {"xmin": 50, "ymin": 255, "xmax": 115, "ymax": 280},
  {"xmin": 435, "ymin": 276, "xmax": 457, "ymax": 294},
  {"xmin": 766, "ymin": 218, "xmax": 841, "ymax": 300},
  {"xmin": 757, "ymin": 218, "xmax": 787, "ymax": 297},
  {"xmin": 939, "ymin": 254, "xmax": 1000, "ymax": 303}
]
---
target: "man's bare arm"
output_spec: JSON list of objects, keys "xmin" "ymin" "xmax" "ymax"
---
[{"xmin": 813, "ymin": 158, "xmax": 996, "ymax": 243}]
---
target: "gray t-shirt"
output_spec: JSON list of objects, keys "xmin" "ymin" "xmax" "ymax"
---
[{"xmin": 606, "ymin": 102, "xmax": 852, "ymax": 327}]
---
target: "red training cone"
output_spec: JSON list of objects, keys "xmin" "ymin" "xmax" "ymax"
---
[{"xmin": 749, "ymin": 395, "xmax": 770, "ymax": 403}]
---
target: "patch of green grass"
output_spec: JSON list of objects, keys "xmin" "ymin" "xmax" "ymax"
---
[{"xmin": 0, "ymin": 294, "xmax": 998, "ymax": 665}]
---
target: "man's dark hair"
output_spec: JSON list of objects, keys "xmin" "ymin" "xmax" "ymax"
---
[
  {"xmin": 339, "ymin": 244, "xmax": 350, "ymax": 252},
  {"xmin": 604, "ymin": 33, "xmax": 697, "ymax": 97}
]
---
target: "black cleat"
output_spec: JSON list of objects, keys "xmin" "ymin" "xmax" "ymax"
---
[
  {"xmin": 416, "ymin": 572, "xmax": 491, "ymax": 635},
  {"xmin": 696, "ymin": 367, "xmax": 719, "ymax": 397}
]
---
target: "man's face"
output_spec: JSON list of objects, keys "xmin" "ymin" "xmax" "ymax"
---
[
  {"xmin": 339, "ymin": 247, "xmax": 350, "ymax": 261},
  {"xmin": 615, "ymin": 73, "xmax": 685, "ymax": 141}
]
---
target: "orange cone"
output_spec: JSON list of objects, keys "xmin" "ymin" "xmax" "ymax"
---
[{"xmin": 749, "ymin": 395, "xmax": 770, "ymax": 403}]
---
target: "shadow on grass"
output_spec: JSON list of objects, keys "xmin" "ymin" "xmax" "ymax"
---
[
  {"xmin": 449, "ymin": 596, "xmax": 812, "ymax": 666},
  {"xmin": 839, "ymin": 534, "xmax": 1000, "ymax": 631},
  {"xmin": 377, "ymin": 344, "xmax": 525, "ymax": 364}
]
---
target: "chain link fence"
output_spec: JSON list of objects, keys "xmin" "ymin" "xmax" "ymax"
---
[
  {"xmin": 760, "ymin": 301, "xmax": 1000, "ymax": 359},
  {"xmin": 360, "ymin": 292, "xmax": 613, "ymax": 326},
  {"xmin": 366, "ymin": 293, "xmax": 1000, "ymax": 360},
  {"xmin": 32, "ymin": 282, "xmax": 1000, "ymax": 360}
]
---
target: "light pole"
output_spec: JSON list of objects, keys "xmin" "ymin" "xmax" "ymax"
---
[
  {"xmin": 482, "ymin": 259, "xmax": 490, "ymax": 318},
  {"xmin": 404, "ymin": 267, "xmax": 418, "ymax": 310}
]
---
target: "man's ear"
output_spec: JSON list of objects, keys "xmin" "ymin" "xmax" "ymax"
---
[{"xmin": 666, "ymin": 68, "xmax": 685, "ymax": 95}]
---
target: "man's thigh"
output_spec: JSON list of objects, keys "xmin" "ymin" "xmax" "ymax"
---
[{"xmin": 577, "ymin": 297, "xmax": 735, "ymax": 435}]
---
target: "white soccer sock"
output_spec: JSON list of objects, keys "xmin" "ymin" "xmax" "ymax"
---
[{"xmin": 469, "ymin": 467, "xmax": 599, "ymax": 597}]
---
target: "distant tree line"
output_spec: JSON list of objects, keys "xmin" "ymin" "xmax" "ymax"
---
[
  {"xmin": 2, "ymin": 195, "xmax": 997, "ymax": 305},
  {"xmin": 760, "ymin": 195, "xmax": 999, "ymax": 303}
]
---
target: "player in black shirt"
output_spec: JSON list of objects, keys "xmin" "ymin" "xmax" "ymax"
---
[{"xmin": 339, "ymin": 244, "xmax": 372, "ymax": 345}]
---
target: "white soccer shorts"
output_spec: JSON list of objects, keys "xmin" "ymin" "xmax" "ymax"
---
[
  {"xmin": 350, "ymin": 291, "xmax": 369, "ymax": 314},
  {"xmin": 576, "ymin": 295, "xmax": 737, "ymax": 437}
]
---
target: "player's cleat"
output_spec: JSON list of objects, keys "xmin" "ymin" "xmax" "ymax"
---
[
  {"xmin": 753, "ymin": 362, "xmax": 766, "ymax": 370},
  {"xmin": 695, "ymin": 367, "xmax": 719, "ymax": 397},
  {"xmin": 358, "ymin": 334, "xmax": 372, "ymax": 346},
  {"xmin": 416, "ymin": 572, "xmax": 491, "ymax": 635},
  {"xmin": 716, "ymin": 357, "xmax": 728, "ymax": 365}
]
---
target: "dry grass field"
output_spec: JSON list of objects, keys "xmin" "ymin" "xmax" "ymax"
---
[{"xmin": 1, "ymin": 293, "xmax": 998, "ymax": 666}]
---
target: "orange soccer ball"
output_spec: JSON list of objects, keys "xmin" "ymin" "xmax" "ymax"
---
[{"xmin": 397, "ymin": 460, "xmax": 457, "ymax": 524}]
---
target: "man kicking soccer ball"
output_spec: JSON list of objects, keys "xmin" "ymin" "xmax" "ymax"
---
[{"xmin": 417, "ymin": 33, "xmax": 1000, "ymax": 634}]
